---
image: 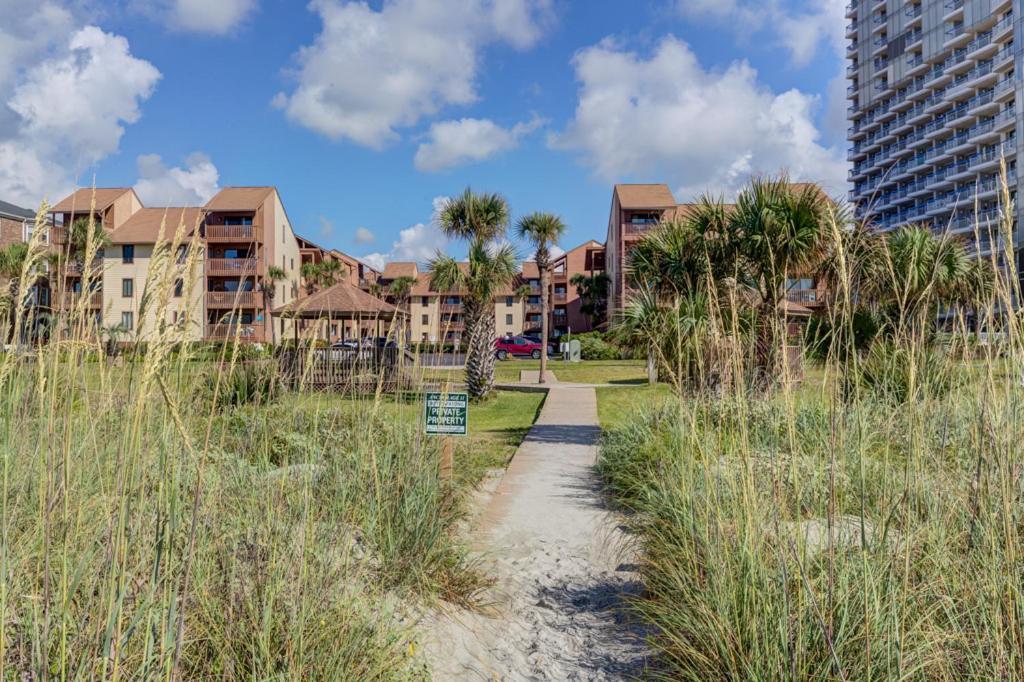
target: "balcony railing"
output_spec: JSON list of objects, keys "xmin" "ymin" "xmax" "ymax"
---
[
  {"xmin": 206, "ymin": 323, "xmax": 265, "ymax": 342},
  {"xmin": 206, "ymin": 225, "xmax": 258, "ymax": 242},
  {"xmin": 61, "ymin": 291, "xmax": 103, "ymax": 308},
  {"xmin": 440, "ymin": 303, "xmax": 463, "ymax": 314},
  {"xmin": 786, "ymin": 289, "xmax": 825, "ymax": 304},
  {"xmin": 207, "ymin": 258, "xmax": 258, "ymax": 275},
  {"xmin": 206, "ymin": 291, "xmax": 263, "ymax": 308},
  {"xmin": 552, "ymin": 292, "xmax": 567, "ymax": 303}
]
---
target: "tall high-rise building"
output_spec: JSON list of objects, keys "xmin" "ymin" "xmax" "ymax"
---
[{"xmin": 847, "ymin": 0, "xmax": 1017, "ymax": 258}]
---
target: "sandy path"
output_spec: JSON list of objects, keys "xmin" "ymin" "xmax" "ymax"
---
[{"xmin": 423, "ymin": 386, "xmax": 650, "ymax": 680}]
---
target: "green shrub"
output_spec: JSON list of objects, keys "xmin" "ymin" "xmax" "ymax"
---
[
  {"xmin": 205, "ymin": 360, "xmax": 279, "ymax": 408},
  {"xmin": 859, "ymin": 341, "xmax": 961, "ymax": 403},
  {"xmin": 572, "ymin": 331, "xmax": 621, "ymax": 360}
]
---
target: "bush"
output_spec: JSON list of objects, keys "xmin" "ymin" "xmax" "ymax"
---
[
  {"xmin": 858, "ymin": 341, "xmax": 961, "ymax": 403},
  {"xmin": 571, "ymin": 331, "xmax": 621, "ymax": 360},
  {"xmin": 205, "ymin": 360, "xmax": 279, "ymax": 408}
]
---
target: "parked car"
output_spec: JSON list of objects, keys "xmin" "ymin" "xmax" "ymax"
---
[{"xmin": 494, "ymin": 335, "xmax": 549, "ymax": 360}]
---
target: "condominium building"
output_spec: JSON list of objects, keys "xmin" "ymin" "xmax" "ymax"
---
[
  {"xmin": 847, "ymin": 0, "xmax": 1018, "ymax": 256},
  {"xmin": 604, "ymin": 183, "xmax": 826, "ymax": 320},
  {"xmin": 47, "ymin": 186, "xmax": 325, "ymax": 343},
  {"xmin": 376, "ymin": 262, "xmax": 525, "ymax": 344},
  {"xmin": 521, "ymin": 239, "xmax": 606, "ymax": 337}
]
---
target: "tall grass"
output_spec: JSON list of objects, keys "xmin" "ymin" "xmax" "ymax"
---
[
  {"xmin": 600, "ymin": 180, "xmax": 1024, "ymax": 679},
  {"xmin": 0, "ymin": 203, "xmax": 482, "ymax": 678}
]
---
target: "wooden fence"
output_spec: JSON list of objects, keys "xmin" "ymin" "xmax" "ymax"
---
[{"xmin": 279, "ymin": 347, "xmax": 406, "ymax": 391}]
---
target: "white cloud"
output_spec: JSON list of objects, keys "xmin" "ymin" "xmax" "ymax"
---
[
  {"xmin": 414, "ymin": 116, "xmax": 544, "ymax": 172},
  {"xmin": 0, "ymin": 24, "xmax": 161, "ymax": 208},
  {"xmin": 318, "ymin": 215, "xmax": 335, "ymax": 239},
  {"xmin": 134, "ymin": 0, "xmax": 257, "ymax": 34},
  {"xmin": 133, "ymin": 152, "xmax": 219, "ymax": 205},
  {"xmin": 275, "ymin": 0, "xmax": 553, "ymax": 148},
  {"xmin": 362, "ymin": 196, "xmax": 450, "ymax": 269},
  {"xmin": 353, "ymin": 226, "xmax": 375, "ymax": 244},
  {"xmin": 676, "ymin": 0, "xmax": 843, "ymax": 68},
  {"xmin": 551, "ymin": 36, "xmax": 847, "ymax": 200}
]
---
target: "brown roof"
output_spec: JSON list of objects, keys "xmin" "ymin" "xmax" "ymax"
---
[
  {"xmin": 109, "ymin": 207, "xmax": 203, "ymax": 244},
  {"xmin": 50, "ymin": 188, "xmax": 134, "ymax": 213},
  {"xmin": 520, "ymin": 261, "xmax": 539, "ymax": 279},
  {"xmin": 273, "ymin": 280, "xmax": 403, "ymax": 319},
  {"xmin": 204, "ymin": 187, "xmax": 274, "ymax": 211},
  {"xmin": 614, "ymin": 184, "xmax": 677, "ymax": 210},
  {"xmin": 408, "ymin": 266, "xmax": 520, "ymax": 297},
  {"xmin": 381, "ymin": 262, "xmax": 418, "ymax": 280}
]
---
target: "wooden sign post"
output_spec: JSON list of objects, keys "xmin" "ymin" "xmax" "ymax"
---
[{"xmin": 424, "ymin": 391, "xmax": 468, "ymax": 482}]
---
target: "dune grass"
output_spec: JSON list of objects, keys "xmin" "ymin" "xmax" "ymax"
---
[{"xmin": 0, "ymin": 208, "xmax": 543, "ymax": 679}]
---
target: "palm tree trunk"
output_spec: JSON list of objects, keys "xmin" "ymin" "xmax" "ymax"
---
[
  {"xmin": 265, "ymin": 295, "xmax": 277, "ymax": 345},
  {"xmin": 463, "ymin": 298, "xmax": 496, "ymax": 399},
  {"xmin": 540, "ymin": 266, "xmax": 549, "ymax": 384}
]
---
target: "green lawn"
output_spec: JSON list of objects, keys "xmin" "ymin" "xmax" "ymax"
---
[
  {"xmin": 281, "ymin": 388, "xmax": 545, "ymax": 486},
  {"xmin": 493, "ymin": 358, "xmax": 647, "ymax": 384},
  {"xmin": 596, "ymin": 383, "xmax": 674, "ymax": 429}
]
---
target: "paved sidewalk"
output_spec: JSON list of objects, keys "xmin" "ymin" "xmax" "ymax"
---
[{"xmin": 424, "ymin": 385, "xmax": 650, "ymax": 680}]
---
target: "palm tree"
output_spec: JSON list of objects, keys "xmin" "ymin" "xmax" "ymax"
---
[
  {"xmin": 516, "ymin": 212, "xmax": 566, "ymax": 384},
  {"xmin": 730, "ymin": 177, "xmax": 833, "ymax": 385},
  {"xmin": 261, "ymin": 265, "xmax": 287, "ymax": 345},
  {"xmin": 867, "ymin": 224, "xmax": 976, "ymax": 342},
  {"xmin": 388, "ymin": 275, "xmax": 417, "ymax": 342},
  {"xmin": 318, "ymin": 258, "xmax": 344, "ymax": 288},
  {"xmin": 430, "ymin": 189, "xmax": 517, "ymax": 399},
  {"xmin": 300, "ymin": 261, "xmax": 321, "ymax": 295},
  {"xmin": 515, "ymin": 283, "xmax": 532, "ymax": 334},
  {"xmin": 570, "ymin": 272, "xmax": 610, "ymax": 329}
]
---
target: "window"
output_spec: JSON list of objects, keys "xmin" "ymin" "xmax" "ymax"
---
[
  {"xmin": 122, "ymin": 278, "xmax": 133, "ymax": 297},
  {"xmin": 505, "ymin": 314, "xmax": 513, "ymax": 325},
  {"xmin": 122, "ymin": 245, "xmax": 134, "ymax": 264},
  {"xmin": 505, "ymin": 296, "xmax": 513, "ymax": 307},
  {"xmin": 121, "ymin": 311, "xmax": 133, "ymax": 329},
  {"xmin": 422, "ymin": 296, "xmax": 429, "ymax": 306},
  {"xmin": 174, "ymin": 278, "xmax": 183, "ymax": 297},
  {"xmin": 422, "ymin": 314, "xmax": 429, "ymax": 325}
]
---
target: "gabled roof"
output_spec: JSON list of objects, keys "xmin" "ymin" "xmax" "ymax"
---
[
  {"xmin": 409, "ymin": 269, "xmax": 522, "ymax": 297},
  {"xmin": 0, "ymin": 199, "xmax": 36, "ymax": 221},
  {"xmin": 614, "ymin": 184, "xmax": 677, "ymax": 210},
  {"xmin": 273, "ymin": 280, "xmax": 403, "ymax": 319},
  {"xmin": 109, "ymin": 208, "xmax": 203, "ymax": 244},
  {"xmin": 381, "ymin": 262, "xmax": 418, "ymax": 280},
  {"xmin": 520, "ymin": 261, "xmax": 540, "ymax": 279},
  {"xmin": 204, "ymin": 187, "xmax": 274, "ymax": 211},
  {"xmin": 50, "ymin": 188, "xmax": 135, "ymax": 214}
]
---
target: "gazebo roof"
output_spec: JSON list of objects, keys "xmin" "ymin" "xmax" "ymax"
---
[{"xmin": 272, "ymin": 281, "xmax": 404, "ymax": 320}]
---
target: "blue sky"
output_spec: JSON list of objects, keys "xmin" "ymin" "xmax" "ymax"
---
[{"xmin": 0, "ymin": 0, "xmax": 847, "ymax": 268}]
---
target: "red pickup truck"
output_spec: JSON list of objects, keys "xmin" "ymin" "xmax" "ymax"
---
[{"xmin": 494, "ymin": 336, "xmax": 547, "ymax": 360}]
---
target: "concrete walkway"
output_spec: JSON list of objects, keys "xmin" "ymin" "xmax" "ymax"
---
[{"xmin": 424, "ymin": 385, "xmax": 650, "ymax": 680}]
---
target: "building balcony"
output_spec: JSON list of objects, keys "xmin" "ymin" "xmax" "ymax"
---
[
  {"xmin": 60, "ymin": 291, "xmax": 102, "ymax": 308},
  {"xmin": 845, "ymin": 2, "xmax": 858, "ymax": 19},
  {"xmin": 206, "ymin": 290, "xmax": 263, "ymax": 308},
  {"xmin": 206, "ymin": 224, "xmax": 260, "ymax": 242},
  {"xmin": 205, "ymin": 323, "xmax": 265, "ymax": 342},
  {"xmin": 440, "ymin": 303, "xmax": 463, "ymax": 314},
  {"xmin": 552, "ymin": 292, "xmax": 567, "ymax": 304},
  {"xmin": 786, "ymin": 289, "xmax": 825, "ymax": 305},
  {"xmin": 439, "ymin": 319, "xmax": 465, "ymax": 332},
  {"xmin": 551, "ymin": 271, "xmax": 568, "ymax": 283},
  {"xmin": 207, "ymin": 257, "xmax": 258, "ymax": 276},
  {"xmin": 525, "ymin": 303, "xmax": 543, "ymax": 314},
  {"xmin": 624, "ymin": 221, "xmax": 659, "ymax": 236}
]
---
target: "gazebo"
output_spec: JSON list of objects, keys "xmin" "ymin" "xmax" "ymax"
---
[
  {"xmin": 272, "ymin": 280, "xmax": 406, "ymax": 345},
  {"xmin": 271, "ymin": 281, "xmax": 408, "ymax": 390}
]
